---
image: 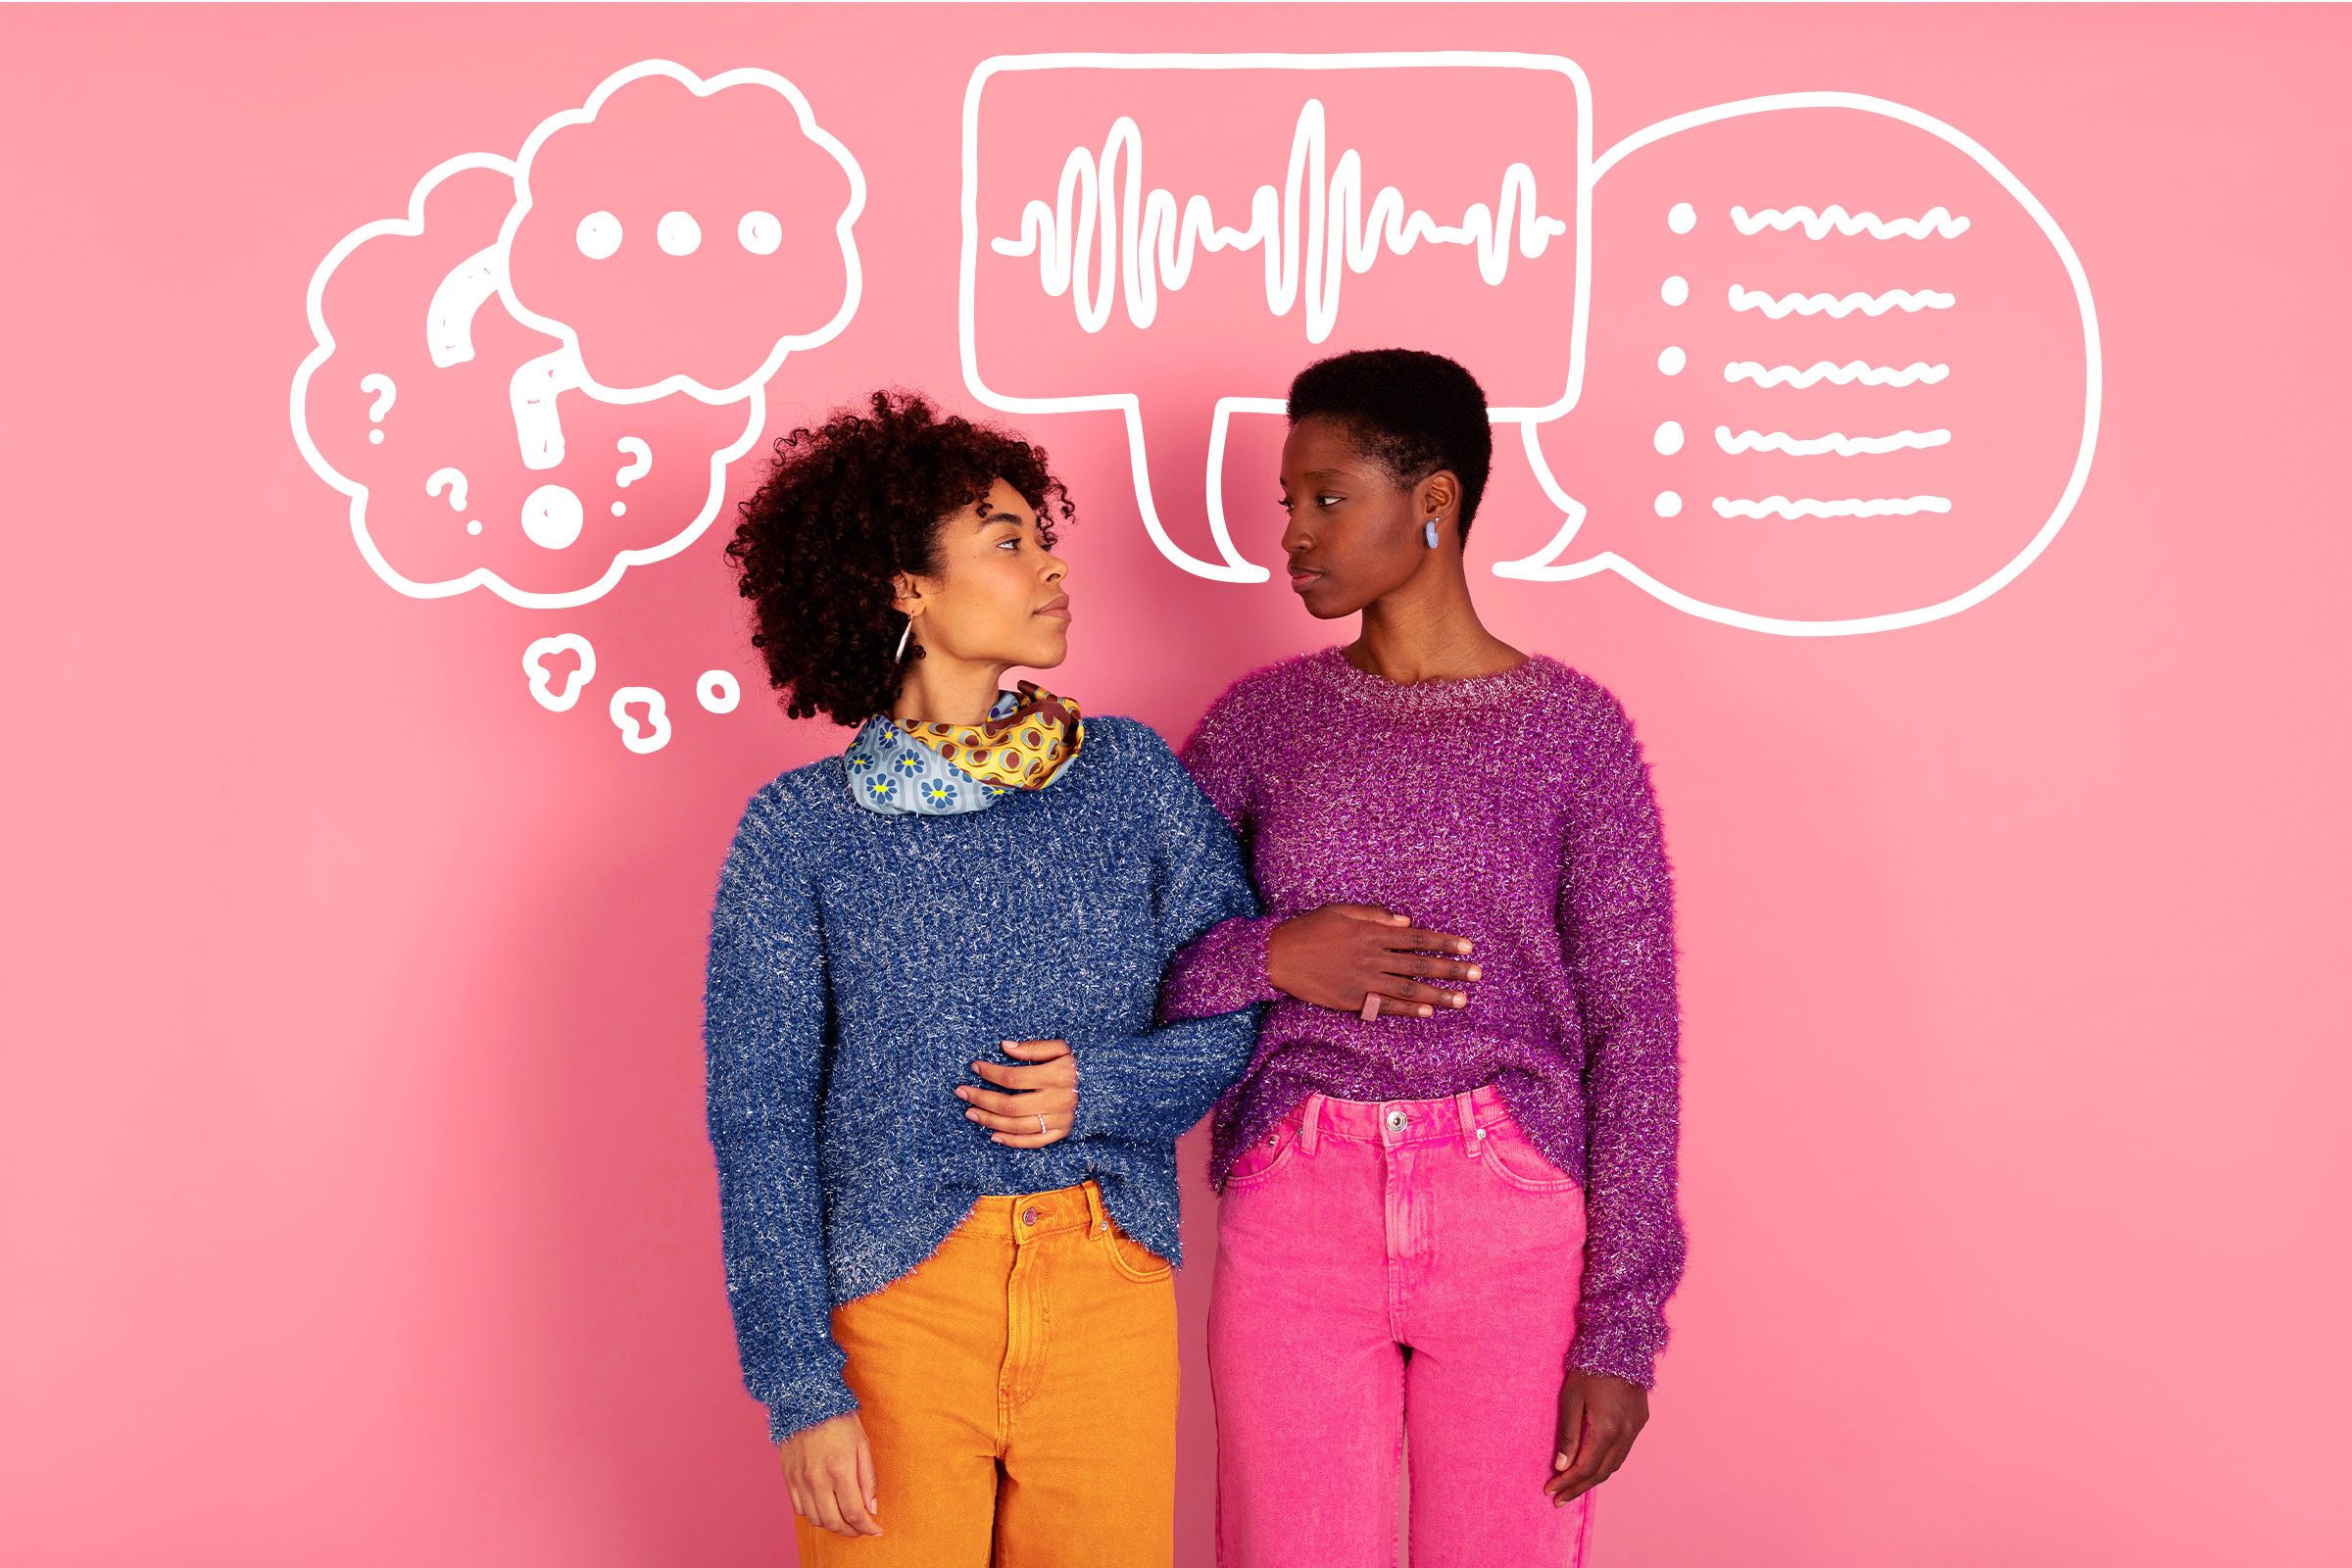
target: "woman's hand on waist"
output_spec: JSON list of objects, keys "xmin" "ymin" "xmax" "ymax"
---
[
  {"xmin": 1263, "ymin": 904, "xmax": 1481, "ymax": 1018},
  {"xmin": 956, "ymin": 1039, "xmax": 1077, "ymax": 1146}
]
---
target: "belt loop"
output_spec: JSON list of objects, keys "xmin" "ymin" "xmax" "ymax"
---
[
  {"xmin": 1455, "ymin": 1090, "xmax": 1482, "ymax": 1156},
  {"xmin": 1081, "ymin": 1177, "xmax": 1109, "ymax": 1233},
  {"xmin": 1299, "ymin": 1096, "xmax": 1323, "ymax": 1154}
]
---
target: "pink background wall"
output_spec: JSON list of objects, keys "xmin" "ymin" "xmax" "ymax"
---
[{"xmin": 4, "ymin": 5, "xmax": 2348, "ymax": 1564}]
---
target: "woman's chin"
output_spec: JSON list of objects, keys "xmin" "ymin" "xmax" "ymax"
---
[
  {"xmin": 1298, "ymin": 581, "xmax": 1355, "ymax": 620},
  {"xmin": 1014, "ymin": 622, "xmax": 1072, "ymax": 667}
]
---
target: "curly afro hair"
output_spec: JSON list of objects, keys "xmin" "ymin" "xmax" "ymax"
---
[
  {"xmin": 1287, "ymin": 348, "xmax": 1494, "ymax": 540},
  {"xmin": 723, "ymin": 388, "xmax": 1077, "ymax": 725}
]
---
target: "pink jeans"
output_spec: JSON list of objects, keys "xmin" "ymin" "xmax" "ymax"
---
[{"xmin": 1207, "ymin": 1083, "xmax": 1595, "ymax": 1567}]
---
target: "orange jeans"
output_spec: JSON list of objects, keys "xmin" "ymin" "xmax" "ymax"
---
[{"xmin": 794, "ymin": 1178, "xmax": 1180, "ymax": 1567}]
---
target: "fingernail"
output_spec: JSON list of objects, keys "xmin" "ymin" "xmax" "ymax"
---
[
  {"xmin": 1450, "ymin": 994, "xmax": 1466, "ymax": 1007},
  {"xmin": 966, "ymin": 1109, "xmax": 982, "ymax": 1121},
  {"xmin": 1555, "ymin": 1453, "xmax": 1570, "ymax": 1469},
  {"xmin": 1456, "ymin": 941, "xmax": 1473, "ymax": 954},
  {"xmin": 1418, "ymin": 1005, "xmax": 1433, "ymax": 1017},
  {"xmin": 1466, "ymin": 966, "xmax": 1482, "ymax": 980}
]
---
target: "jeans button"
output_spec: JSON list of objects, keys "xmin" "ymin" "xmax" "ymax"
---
[
  {"xmin": 1021, "ymin": 1205, "xmax": 1040, "ymax": 1226},
  {"xmin": 1386, "ymin": 1108, "xmax": 1407, "ymax": 1132}
]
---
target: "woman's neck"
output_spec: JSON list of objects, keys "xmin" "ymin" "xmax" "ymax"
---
[
  {"xmin": 891, "ymin": 657, "xmax": 1012, "ymax": 726},
  {"xmin": 1350, "ymin": 559, "xmax": 1523, "ymax": 683}
]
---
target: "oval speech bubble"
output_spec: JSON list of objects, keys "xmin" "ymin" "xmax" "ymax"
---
[{"xmin": 1496, "ymin": 92, "xmax": 2099, "ymax": 635}]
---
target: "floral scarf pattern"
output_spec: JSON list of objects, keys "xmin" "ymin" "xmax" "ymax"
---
[{"xmin": 843, "ymin": 680, "xmax": 1085, "ymax": 815}]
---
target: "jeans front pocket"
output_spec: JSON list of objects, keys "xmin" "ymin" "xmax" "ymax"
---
[
  {"xmin": 1221, "ymin": 1120, "xmax": 1301, "ymax": 1194},
  {"xmin": 1097, "ymin": 1218, "xmax": 1174, "ymax": 1283},
  {"xmin": 1477, "ymin": 1117, "xmax": 1583, "ymax": 1195}
]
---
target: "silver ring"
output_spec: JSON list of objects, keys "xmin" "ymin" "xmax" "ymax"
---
[{"xmin": 1037, "ymin": 1112, "xmax": 1048, "ymax": 1134}]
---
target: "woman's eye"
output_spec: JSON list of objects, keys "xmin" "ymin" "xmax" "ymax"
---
[{"xmin": 1317, "ymin": 495, "xmax": 1341, "ymax": 508}]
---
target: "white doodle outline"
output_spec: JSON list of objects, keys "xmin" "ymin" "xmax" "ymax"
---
[
  {"xmin": 696, "ymin": 669, "xmax": 742, "ymax": 714},
  {"xmin": 610, "ymin": 685, "xmax": 672, "ymax": 754},
  {"xmin": 1730, "ymin": 204, "xmax": 1971, "ymax": 240},
  {"xmin": 291, "ymin": 60, "xmax": 866, "ymax": 609},
  {"xmin": 291, "ymin": 152, "xmax": 766, "ymax": 608},
  {"xmin": 961, "ymin": 52, "xmax": 1594, "ymax": 583},
  {"xmin": 495, "ymin": 60, "xmax": 868, "ymax": 405},
  {"xmin": 522, "ymin": 632, "xmax": 596, "ymax": 711},
  {"xmin": 1494, "ymin": 91, "xmax": 2101, "ymax": 636}
]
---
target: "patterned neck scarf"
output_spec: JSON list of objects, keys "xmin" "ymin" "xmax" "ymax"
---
[{"xmin": 844, "ymin": 679, "xmax": 1086, "ymax": 815}]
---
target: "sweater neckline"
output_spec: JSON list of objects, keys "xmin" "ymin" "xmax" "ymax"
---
[{"xmin": 1306, "ymin": 642, "xmax": 1554, "ymax": 709}]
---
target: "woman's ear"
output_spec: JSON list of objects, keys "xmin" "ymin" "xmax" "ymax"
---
[
  {"xmin": 890, "ymin": 570, "xmax": 925, "ymax": 617},
  {"xmin": 1419, "ymin": 469, "xmax": 1460, "ymax": 520}
]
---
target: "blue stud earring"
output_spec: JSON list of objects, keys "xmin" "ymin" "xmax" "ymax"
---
[{"xmin": 1424, "ymin": 516, "xmax": 1441, "ymax": 549}]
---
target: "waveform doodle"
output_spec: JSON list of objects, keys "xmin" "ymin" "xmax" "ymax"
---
[{"xmin": 991, "ymin": 98, "xmax": 1569, "ymax": 344}]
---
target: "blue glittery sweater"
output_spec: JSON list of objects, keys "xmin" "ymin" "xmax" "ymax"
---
[{"xmin": 702, "ymin": 714, "xmax": 1268, "ymax": 1443}]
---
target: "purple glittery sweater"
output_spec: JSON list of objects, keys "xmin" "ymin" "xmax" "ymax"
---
[{"xmin": 1157, "ymin": 644, "xmax": 1688, "ymax": 1388}]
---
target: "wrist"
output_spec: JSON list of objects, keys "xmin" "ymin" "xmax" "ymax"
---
[{"xmin": 1254, "ymin": 915, "xmax": 1296, "ymax": 1002}]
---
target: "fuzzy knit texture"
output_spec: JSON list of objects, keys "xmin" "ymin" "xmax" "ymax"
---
[
  {"xmin": 1158, "ymin": 645, "xmax": 1688, "ymax": 1389},
  {"xmin": 702, "ymin": 714, "xmax": 1267, "ymax": 1444}
]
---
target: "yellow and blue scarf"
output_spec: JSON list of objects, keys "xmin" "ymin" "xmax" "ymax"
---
[{"xmin": 845, "ymin": 680, "xmax": 1085, "ymax": 815}]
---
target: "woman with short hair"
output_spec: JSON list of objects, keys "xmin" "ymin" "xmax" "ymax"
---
[{"xmin": 1161, "ymin": 348, "xmax": 1689, "ymax": 1567}]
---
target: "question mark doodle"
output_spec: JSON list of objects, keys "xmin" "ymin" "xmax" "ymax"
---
[
  {"xmin": 360, "ymin": 373, "xmax": 396, "ymax": 444},
  {"xmin": 425, "ymin": 467, "xmax": 483, "ymax": 536},
  {"xmin": 612, "ymin": 436, "xmax": 653, "ymax": 516}
]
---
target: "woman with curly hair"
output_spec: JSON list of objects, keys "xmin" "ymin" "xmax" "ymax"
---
[
  {"xmin": 1157, "ymin": 349, "xmax": 1688, "ymax": 1567},
  {"xmin": 700, "ymin": 388, "xmax": 1265, "ymax": 1565}
]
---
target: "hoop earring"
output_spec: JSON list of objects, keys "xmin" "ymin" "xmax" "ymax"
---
[
  {"xmin": 894, "ymin": 615, "xmax": 912, "ymax": 662},
  {"xmin": 1424, "ymin": 516, "xmax": 1441, "ymax": 549}
]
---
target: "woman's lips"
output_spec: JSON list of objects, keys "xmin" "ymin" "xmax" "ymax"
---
[
  {"xmin": 1034, "ymin": 601, "xmax": 1072, "ymax": 620},
  {"xmin": 1288, "ymin": 567, "xmax": 1324, "ymax": 593}
]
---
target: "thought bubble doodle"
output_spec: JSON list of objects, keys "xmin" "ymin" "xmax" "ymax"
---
[
  {"xmin": 696, "ymin": 669, "xmax": 741, "ymax": 713},
  {"xmin": 523, "ymin": 633, "xmax": 596, "ymax": 711},
  {"xmin": 501, "ymin": 61, "xmax": 866, "ymax": 400},
  {"xmin": 610, "ymin": 686, "xmax": 672, "ymax": 754},
  {"xmin": 292, "ymin": 60, "xmax": 866, "ymax": 610},
  {"xmin": 293, "ymin": 157, "xmax": 759, "ymax": 606}
]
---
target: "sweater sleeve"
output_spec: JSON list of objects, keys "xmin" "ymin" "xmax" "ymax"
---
[
  {"xmin": 1068, "ymin": 724, "xmax": 1270, "ymax": 1144},
  {"xmin": 1556, "ymin": 686, "xmax": 1689, "ymax": 1389},
  {"xmin": 702, "ymin": 790, "xmax": 860, "ymax": 1445},
  {"xmin": 1154, "ymin": 687, "xmax": 1286, "ymax": 1023}
]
